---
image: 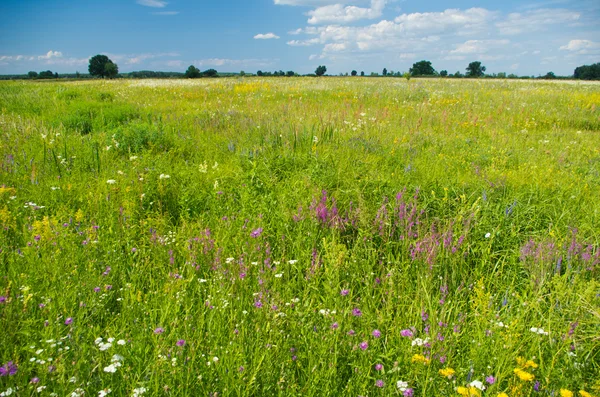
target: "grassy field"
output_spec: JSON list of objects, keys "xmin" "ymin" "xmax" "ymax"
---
[{"xmin": 0, "ymin": 77, "xmax": 599, "ymax": 396}]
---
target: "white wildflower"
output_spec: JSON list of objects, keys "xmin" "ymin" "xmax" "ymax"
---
[
  {"xmin": 106, "ymin": 180, "xmax": 116, "ymax": 185},
  {"xmin": 469, "ymin": 380, "xmax": 486, "ymax": 390},
  {"xmin": 159, "ymin": 174, "xmax": 170, "ymax": 180}
]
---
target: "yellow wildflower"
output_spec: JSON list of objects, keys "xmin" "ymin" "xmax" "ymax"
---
[
  {"xmin": 498, "ymin": 393, "xmax": 509, "ymax": 397},
  {"xmin": 411, "ymin": 354, "xmax": 430, "ymax": 364},
  {"xmin": 560, "ymin": 390, "xmax": 573, "ymax": 397},
  {"xmin": 579, "ymin": 391, "xmax": 594, "ymax": 397},
  {"xmin": 457, "ymin": 386, "xmax": 481, "ymax": 397},
  {"xmin": 439, "ymin": 367, "xmax": 456, "ymax": 378},
  {"xmin": 513, "ymin": 368, "xmax": 535, "ymax": 382},
  {"xmin": 516, "ymin": 357, "xmax": 538, "ymax": 369}
]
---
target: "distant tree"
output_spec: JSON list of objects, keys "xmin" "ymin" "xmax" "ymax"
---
[
  {"xmin": 574, "ymin": 63, "xmax": 600, "ymax": 80},
  {"xmin": 466, "ymin": 61, "xmax": 486, "ymax": 78},
  {"xmin": 409, "ymin": 60, "xmax": 435, "ymax": 76},
  {"xmin": 257, "ymin": 70, "xmax": 263, "ymax": 76},
  {"xmin": 360, "ymin": 71, "xmax": 365, "ymax": 76},
  {"xmin": 403, "ymin": 72, "xmax": 411, "ymax": 81},
  {"xmin": 104, "ymin": 63, "xmax": 118, "ymax": 79},
  {"xmin": 203, "ymin": 69, "xmax": 218, "ymax": 77},
  {"xmin": 497, "ymin": 72, "xmax": 506, "ymax": 79},
  {"xmin": 382, "ymin": 68, "xmax": 388, "ymax": 76},
  {"xmin": 89, "ymin": 55, "xmax": 118, "ymax": 78},
  {"xmin": 240, "ymin": 70, "xmax": 246, "ymax": 77},
  {"xmin": 351, "ymin": 70, "xmax": 357, "ymax": 76},
  {"xmin": 440, "ymin": 70, "xmax": 448, "ymax": 77},
  {"xmin": 286, "ymin": 71, "xmax": 295, "ymax": 77},
  {"xmin": 54, "ymin": 72, "xmax": 59, "ymax": 78},
  {"xmin": 543, "ymin": 71, "xmax": 556, "ymax": 79},
  {"xmin": 185, "ymin": 65, "xmax": 201, "ymax": 78},
  {"xmin": 454, "ymin": 71, "xmax": 463, "ymax": 78},
  {"xmin": 28, "ymin": 71, "xmax": 38, "ymax": 79},
  {"xmin": 315, "ymin": 65, "xmax": 327, "ymax": 76},
  {"xmin": 39, "ymin": 70, "xmax": 54, "ymax": 79},
  {"xmin": 75, "ymin": 71, "xmax": 81, "ymax": 78}
]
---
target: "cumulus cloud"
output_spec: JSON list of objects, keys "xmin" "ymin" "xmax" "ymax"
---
[
  {"xmin": 450, "ymin": 39, "xmax": 510, "ymax": 54},
  {"xmin": 307, "ymin": 0, "xmax": 386, "ymax": 25},
  {"xmin": 559, "ymin": 39, "xmax": 600, "ymax": 54},
  {"xmin": 125, "ymin": 52, "xmax": 179, "ymax": 65},
  {"xmin": 194, "ymin": 58, "xmax": 277, "ymax": 68},
  {"xmin": 38, "ymin": 50, "xmax": 63, "ymax": 60},
  {"xmin": 136, "ymin": 0, "xmax": 167, "ymax": 7},
  {"xmin": 254, "ymin": 33, "xmax": 280, "ymax": 39}
]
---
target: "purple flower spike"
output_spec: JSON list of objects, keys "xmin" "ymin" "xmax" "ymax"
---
[
  {"xmin": 400, "ymin": 329, "xmax": 414, "ymax": 338},
  {"xmin": 359, "ymin": 341, "xmax": 368, "ymax": 351},
  {"xmin": 0, "ymin": 361, "xmax": 17, "ymax": 376},
  {"xmin": 176, "ymin": 339, "xmax": 186, "ymax": 347},
  {"xmin": 403, "ymin": 389, "xmax": 414, "ymax": 397},
  {"xmin": 372, "ymin": 329, "xmax": 382, "ymax": 338},
  {"xmin": 250, "ymin": 228, "xmax": 263, "ymax": 238},
  {"xmin": 0, "ymin": 296, "xmax": 6, "ymax": 304},
  {"xmin": 485, "ymin": 375, "xmax": 496, "ymax": 385},
  {"xmin": 340, "ymin": 289, "xmax": 349, "ymax": 296},
  {"xmin": 154, "ymin": 327, "xmax": 165, "ymax": 334},
  {"xmin": 65, "ymin": 317, "xmax": 73, "ymax": 325},
  {"xmin": 352, "ymin": 308, "xmax": 362, "ymax": 317}
]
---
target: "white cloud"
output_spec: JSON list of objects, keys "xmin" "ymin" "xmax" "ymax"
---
[
  {"xmin": 307, "ymin": 0, "xmax": 386, "ymax": 25},
  {"xmin": 38, "ymin": 50, "xmax": 63, "ymax": 60},
  {"xmin": 194, "ymin": 58, "xmax": 277, "ymax": 68},
  {"xmin": 394, "ymin": 8, "xmax": 495, "ymax": 35},
  {"xmin": 152, "ymin": 11, "xmax": 178, "ymax": 15},
  {"xmin": 287, "ymin": 38, "xmax": 321, "ymax": 46},
  {"xmin": 254, "ymin": 33, "xmax": 280, "ymax": 39},
  {"xmin": 288, "ymin": 28, "xmax": 304, "ymax": 35},
  {"xmin": 450, "ymin": 39, "xmax": 510, "ymax": 54},
  {"xmin": 496, "ymin": 8, "xmax": 580, "ymax": 35},
  {"xmin": 136, "ymin": 0, "xmax": 167, "ymax": 7},
  {"xmin": 125, "ymin": 52, "xmax": 179, "ymax": 64},
  {"xmin": 559, "ymin": 39, "xmax": 600, "ymax": 54},
  {"xmin": 275, "ymin": 0, "xmax": 350, "ymax": 5}
]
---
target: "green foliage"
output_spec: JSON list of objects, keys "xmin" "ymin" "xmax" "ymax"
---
[
  {"xmin": 27, "ymin": 71, "xmax": 38, "ymax": 79},
  {"xmin": 410, "ymin": 60, "xmax": 436, "ymax": 76},
  {"xmin": 88, "ymin": 54, "xmax": 118, "ymax": 78},
  {"xmin": 203, "ymin": 68, "xmax": 218, "ymax": 77},
  {"xmin": 185, "ymin": 65, "xmax": 201, "ymax": 78},
  {"xmin": 39, "ymin": 70, "xmax": 54, "ymax": 79},
  {"xmin": 104, "ymin": 62, "xmax": 119, "ymax": 78},
  {"xmin": 466, "ymin": 61, "xmax": 486, "ymax": 78},
  {"xmin": 351, "ymin": 70, "xmax": 357, "ymax": 76},
  {"xmin": 315, "ymin": 65, "xmax": 327, "ymax": 76},
  {"xmin": 440, "ymin": 70, "xmax": 448, "ymax": 77},
  {"xmin": 574, "ymin": 62, "xmax": 600, "ymax": 80}
]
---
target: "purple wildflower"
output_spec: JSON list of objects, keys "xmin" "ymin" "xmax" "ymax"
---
[
  {"xmin": 238, "ymin": 366, "xmax": 244, "ymax": 372},
  {"xmin": 0, "ymin": 362, "xmax": 17, "ymax": 376},
  {"xmin": 0, "ymin": 296, "xmax": 6, "ymax": 304},
  {"xmin": 250, "ymin": 228, "xmax": 263, "ymax": 238},
  {"xmin": 254, "ymin": 300, "xmax": 263, "ymax": 308},
  {"xmin": 375, "ymin": 364, "xmax": 383, "ymax": 371},
  {"xmin": 94, "ymin": 287, "xmax": 101, "ymax": 292},
  {"xmin": 421, "ymin": 310, "xmax": 429, "ymax": 321},
  {"xmin": 331, "ymin": 322, "xmax": 339, "ymax": 329},
  {"xmin": 347, "ymin": 329, "xmax": 356, "ymax": 336},
  {"xmin": 485, "ymin": 375, "xmax": 496, "ymax": 385},
  {"xmin": 352, "ymin": 308, "xmax": 362, "ymax": 317},
  {"xmin": 403, "ymin": 389, "xmax": 414, "ymax": 397},
  {"xmin": 341, "ymin": 289, "xmax": 349, "ymax": 296},
  {"xmin": 375, "ymin": 380, "xmax": 384, "ymax": 388},
  {"xmin": 359, "ymin": 341, "xmax": 368, "ymax": 351},
  {"xmin": 30, "ymin": 377, "xmax": 40, "ymax": 384},
  {"xmin": 534, "ymin": 381, "xmax": 540, "ymax": 392},
  {"xmin": 65, "ymin": 317, "xmax": 73, "ymax": 325},
  {"xmin": 176, "ymin": 339, "xmax": 186, "ymax": 347},
  {"xmin": 292, "ymin": 355, "xmax": 297, "ymax": 361},
  {"xmin": 400, "ymin": 329, "xmax": 414, "ymax": 338},
  {"xmin": 372, "ymin": 329, "xmax": 382, "ymax": 338},
  {"xmin": 154, "ymin": 327, "xmax": 165, "ymax": 334}
]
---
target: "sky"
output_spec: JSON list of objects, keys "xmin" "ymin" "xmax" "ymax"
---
[{"xmin": 0, "ymin": 0, "xmax": 598, "ymax": 76}]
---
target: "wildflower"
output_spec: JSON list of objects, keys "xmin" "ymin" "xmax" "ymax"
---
[
  {"xmin": 397, "ymin": 381, "xmax": 409, "ymax": 391},
  {"xmin": 372, "ymin": 329, "xmax": 382, "ymax": 338},
  {"xmin": 117, "ymin": 340, "xmax": 126, "ymax": 345},
  {"xmin": 411, "ymin": 337, "xmax": 429, "ymax": 347},
  {"xmin": 375, "ymin": 380, "xmax": 384, "ymax": 388},
  {"xmin": 352, "ymin": 308, "xmax": 362, "ymax": 317},
  {"xmin": 375, "ymin": 364, "xmax": 383, "ymax": 371},
  {"xmin": 411, "ymin": 354, "xmax": 430, "ymax": 364},
  {"xmin": 340, "ymin": 289, "xmax": 349, "ymax": 296},
  {"xmin": 485, "ymin": 233, "xmax": 491, "ymax": 238},
  {"xmin": 439, "ymin": 367, "xmax": 456, "ymax": 379},
  {"xmin": 250, "ymin": 228, "xmax": 263, "ymax": 238},
  {"xmin": 559, "ymin": 390, "xmax": 574, "ymax": 397},
  {"xmin": 274, "ymin": 273, "xmax": 283, "ymax": 278},
  {"xmin": 469, "ymin": 380, "xmax": 486, "ymax": 391},
  {"xmin": 0, "ymin": 296, "xmax": 6, "ymax": 304},
  {"xmin": 400, "ymin": 329, "xmax": 414, "ymax": 338},
  {"xmin": 513, "ymin": 368, "xmax": 535, "ymax": 381},
  {"xmin": 579, "ymin": 391, "xmax": 592, "ymax": 397},
  {"xmin": 530, "ymin": 327, "xmax": 549, "ymax": 335},
  {"xmin": 498, "ymin": 394, "xmax": 509, "ymax": 397},
  {"xmin": 288, "ymin": 260, "xmax": 298, "ymax": 264},
  {"xmin": 98, "ymin": 342, "xmax": 112, "ymax": 351},
  {"xmin": 359, "ymin": 341, "xmax": 368, "ymax": 350},
  {"xmin": 65, "ymin": 317, "xmax": 73, "ymax": 325},
  {"xmin": 132, "ymin": 388, "xmax": 147, "ymax": 397},
  {"xmin": 98, "ymin": 390, "xmax": 111, "ymax": 397},
  {"xmin": 154, "ymin": 327, "xmax": 165, "ymax": 334},
  {"xmin": 176, "ymin": 339, "xmax": 186, "ymax": 347},
  {"xmin": 331, "ymin": 322, "xmax": 339, "ymax": 329},
  {"xmin": 106, "ymin": 180, "xmax": 116, "ymax": 184},
  {"xmin": 457, "ymin": 386, "xmax": 481, "ymax": 396},
  {"xmin": 516, "ymin": 357, "xmax": 538, "ymax": 369},
  {"xmin": 403, "ymin": 389, "xmax": 414, "ymax": 397},
  {"xmin": 485, "ymin": 375, "xmax": 496, "ymax": 385},
  {"xmin": 158, "ymin": 174, "xmax": 170, "ymax": 180},
  {"xmin": 103, "ymin": 364, "xmax": 119, "ymax": 373},
  {"xmin": 31, "ymin": 377, "xmax": 40, "ymax": 383},
  {"xmin": 0, "ymin": 362, "xmax": 17, "ymax": 376},
  {"xmin": 347, "ymin": 329, "xmax": 355, "ymax": 336},
  {"xmin": 212, "ymin": 356, "xmax": 219, "ymax": 363}
]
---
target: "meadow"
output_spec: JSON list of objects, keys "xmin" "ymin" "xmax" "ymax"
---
[{"xmin": 0, "ymin": 77, "xmax": 599, "ymax": 397}]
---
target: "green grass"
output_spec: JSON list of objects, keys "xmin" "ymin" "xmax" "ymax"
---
[{"xmin": 0, "ymin": 77, "xmax": 599, "ymax": 396}]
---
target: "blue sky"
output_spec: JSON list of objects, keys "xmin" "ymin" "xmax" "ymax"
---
[{"xmin": 0, "ymin": 0, "xmax": 598, "ymax": 76}]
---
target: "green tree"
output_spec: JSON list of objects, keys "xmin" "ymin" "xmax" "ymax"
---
[
  {"xmin": 39, "ymin": 70, "xmax": 54, "ymax": 79},
  {"xmin": 240, "ymin": 70, "xmax": 246, "ymax": 77},
  {"xmin": 466, "ymin": 61, "xmax": 486, "ymax": 77},
  {"xmin": 185, "ymin": 65, "xmax": 201, "ymax": 78},
  {"xmin": 257, "ymin": 70, "xmax": 264, "ymax": 76},
  {"xmin": 27, "ymin": 71, "xmax": 38, "ymax": 79},
  {"xmin": 360, "ymin": 71, "xmax": 365, "ymax": 76},
  {"xmin": 89, "ymin": 55, "xmax": 118, "ymax": 78},
  {"xmin": 543, "ymin": 71, "xmax": 556, "ymax": 79},
  {"xmin": 440, "ymin": 70, "xmax": 448, "ymax": 77},
  {"xmin": 286, "ymin": 71, "xmax": 295, "ymax": 77},
  {"xmin": 382, "ymin": 68, "xmax": 387, "ymax": 76},
  {"xmin": 574, "ymin": 63, "xmax": 600, "ymax": 80},
  {"xmin": 203, "ymin": 69, "xmax": 218, "ymax": 77},
  {"xmin": 409, "ymin": 60, "xmax": 435, "ymax": 76},
  {"xmin": 351, "ymin": 70, "xmax": 357, "ymax": 76},
  {"xmin": 315, "ymin": 65, "xmax": 327, "ymax": 76},
  {"xmin": 104, "ymin": 62, "xmax": 118, "ymax": 79}
]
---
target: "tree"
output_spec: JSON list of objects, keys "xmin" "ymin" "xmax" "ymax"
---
[
  {"xmin": 543, "ymin": 71, "xmax": 556, "ymax": 79},
  {"xmin": 351, "ymin": 70, "xmax": 357, "ymax": 76},
  {"xmin": 203, "ymin": 69, "xmax": 218, "ymax": 77},
  {"xmin": 257, "ymin": 70, "xmax": 263, "ymax": 76},
  {"xmin": 185, "ymin": 65, "xmax": 201, "ymax": 78},
  {"xmin": 240, "ymin": 70, "xmax": 246, "ymax": 77},
  {"xmin": 440, "ymin": 70, "xmax": 448, "ymax": 77},
  {"xmin": 39, "ymin": 70, "xmax": 54, "ymax": 79},
  {"xmin": 315, "ymin": 65, "xmax": 327, "ymax": 76},
  {"xmin": 574, "ymin": 63, "xmax": 600, "ymax": 80},
  {"xmin": 286, "ymin": 71, "xmax": 295, "ymax": 77},
  {"xmin": 382, "ymin": 68, "xmax": 388, "ymax": 76},
  {"xmin": 28, "ymin": 71, "xmax": 38, "ymax": 79},
  {"xmin": 454, "ymin": 71, "xmax": 463, "ymax": 78},
  {"xmin": 360, "ymin": 71, "xmax": 365, "ymax": 76},
  {"xmin": 54, "ymin": 72, "xmax": 59, "ymax": 78},
  {"xmin": 466, "ymin": 61, "xmax": 486, "ymax": 78},
  {"xmin": 104, "ymin": 63, "xmax": 118, "ymax": 79},
  {"xmin": 89, "ymin": 55, "xmax": 118, "ymax": 78},
  {"xmin": 409, "ymin": 60, "xmax": 435, "ymax": 76}
]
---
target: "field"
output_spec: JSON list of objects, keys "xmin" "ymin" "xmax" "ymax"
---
[{"xmin": 0, "ymin": 77, "xmax": 599, "ymax": 396}]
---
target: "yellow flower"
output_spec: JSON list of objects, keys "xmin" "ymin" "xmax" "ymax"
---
[
  {"xmin": 439, "ymin": 367, "xmax": 456, "ymax": 378},
  {"xmin": 411, "ymin": 354, "xmax": 430, "ymax": 365},
  {"xmin": 560, "ymin": 390, "xmax": 574, "ymax": 397},
  {"xmin": 513, "ymin": 368, "xmax": 535, "ymax": 382},
  {"xmin": 516, "ymin": 357, "xmax": 538, "ymax": 369},
  {"xmin": 457, "ymin": 386, "xmax": 481, "ymax": 397},
  {"xmin": 579, "ymin": 391, "xmax": 594, "ymax": 397},
  {"xmin": 498, "ymin": 393, "xmax": 509, "ymax": 397}
]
